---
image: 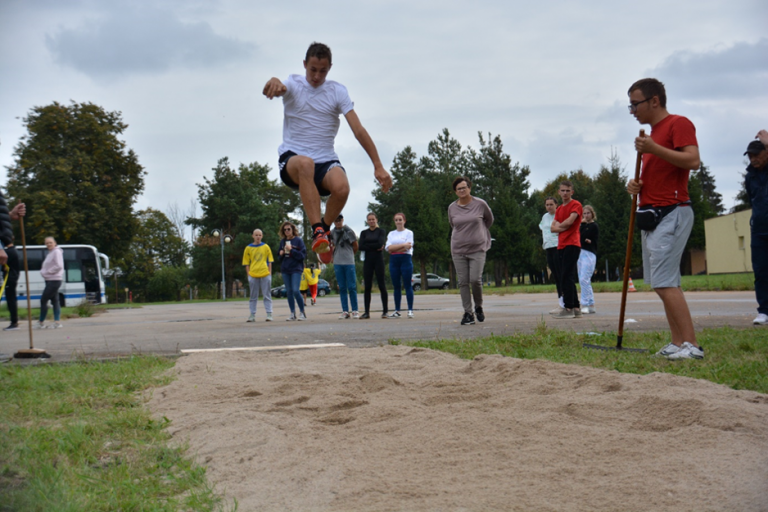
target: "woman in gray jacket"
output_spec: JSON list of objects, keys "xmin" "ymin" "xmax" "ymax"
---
[
  {"xmin": 448, "ymin": 176, "xmax": 494, "ymax": 325},
  {"xmin": 36, "ymin": 236, "xmax": 64, "ymax": 329}
]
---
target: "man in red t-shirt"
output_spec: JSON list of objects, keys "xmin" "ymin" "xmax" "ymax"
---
[
  {"xmin": 550, "ymin": 180, "xmax": 582, "ymax": 319},
  {"xmin": 627, "ymin": 78, "xmax": 703, "ymax": 360}
]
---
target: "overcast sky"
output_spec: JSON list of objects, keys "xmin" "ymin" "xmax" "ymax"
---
[{"xmin": 1, "ymin": 0, "xmax": 766, "ymax": 243}]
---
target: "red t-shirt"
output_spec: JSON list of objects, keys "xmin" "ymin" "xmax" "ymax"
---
[
  {"xmin": 555, "ymin": 199, "xmax": 582, "ymax": 249},
  {"xmin": 639, "ymin": 115, "xmax": 698, "ymax": 207}
]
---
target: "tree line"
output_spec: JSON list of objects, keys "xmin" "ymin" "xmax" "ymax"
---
[{"xmin": 3, "ymin": 102, "xmax": 730, "ymax": 302}]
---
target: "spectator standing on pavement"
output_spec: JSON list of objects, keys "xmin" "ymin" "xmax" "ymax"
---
[
  {"xmin": 277, "ymin": 221, "xmax": 307, "ymax": 321},
  {"xmin": 448, "ymin": 176, "xmax": 494, "ymax": 325},
  {"xmin": 386, "ymin": 213, "xmax": 415, "ymax": 318},
  {"xmin": 358, "ymin": 212, "xmax": 388, "ymax": 319},
  {"xmin": 332, "ymin": 214, "xmax": 359, "ymax": 319},
  {"xmin": 627, "ymin": 78, "xmax": 703, "ymax": 359},
  {"xmin": 36, "ymin": 236, "xmax": 64, "ymax": 329},
  {"xmin": 539, "ymin": 196, "xmax": 563, "ymax": 315},
  {"xmin": 743, "ymin": 134, "xmax": 768, "ymax": 326},
  {"xmin": 242, "ymin": 228, "xmax": 274, "ymax": 322},
  {"xmin": 550, "ymin": 181, "xmax": 583, "ymax": 319},
  {"xmin": 578, "ymin": 205, "xmax": 599, "ymax": 314},
  {"xmin": 0, "ymin": 193, "xmax": 26, "ymax": 331}
]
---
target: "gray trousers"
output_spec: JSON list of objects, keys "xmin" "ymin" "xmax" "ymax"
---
[
  {"xmin": 452, "ymin": 251, "xmax": 486, "ymax": 314},
  {"xmin": 248, "ymin": 275, "xmax": 273, "ymax": 315}
]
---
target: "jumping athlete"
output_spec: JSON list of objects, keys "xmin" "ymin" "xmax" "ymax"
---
[{"xmin": 263, "ymin": 42, "xmax": 392, "ymax": 264}]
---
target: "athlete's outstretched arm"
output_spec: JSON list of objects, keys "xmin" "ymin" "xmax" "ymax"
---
[
  {"xmin": 263, "ymin": 77, "xmax": 287, "ymax": 99},
  {"xmin": 345, "ymin": 109, "xmax": 393, "ymax": 193}
]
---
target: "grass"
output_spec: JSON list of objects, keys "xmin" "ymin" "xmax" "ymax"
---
[
  {"xmin": 0, "ymin": 356, "xmax": 235, "ymax": 512},
  {"xmin": 392, "ymin": 323, "xmax": 768, "ymax": 394}
]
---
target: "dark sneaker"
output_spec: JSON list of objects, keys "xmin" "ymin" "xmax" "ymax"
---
[
  {"xmin": 3, "ymin": 323, "xmax": 19, "ymax": 331},
  {"xmin": 311, "ymin": 227, "xmax": 331, "ymax": 254},
  {"xmin": 359, "ymin": 313, "xmax": 371, "ymax": 319},
  {"xmin": 461, "ymin": 312, "xmax": 475, "ymax": 325},
  {"xmin": 389, "ymin": 311, "xmax": 401, "ymax": 318},
  {"xmin": 475, "ymin": 306, "xmax": 485, "ymax": 323},
  {"xmin": 553, "ymin": 308, "xmax": 575, "ymax": 319},
  {"xmin": 574, "ymin": 308, "xmax": 583, "ymax": 318}
]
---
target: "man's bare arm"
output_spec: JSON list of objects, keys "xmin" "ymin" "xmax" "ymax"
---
[
  {"xmin": 634, "ymin": 136, "xmax": 700, "ymax": 170},
  {"xmin": 551, "ymin": 213, "xmax": 579, "ymax": 233},
  {"xmin": 345, "ymin": 110, "xmax": 393, "ymax": 193},
  {"xmin": 263, "ymin": 78, "xmax": 287, "ymax": 99}
]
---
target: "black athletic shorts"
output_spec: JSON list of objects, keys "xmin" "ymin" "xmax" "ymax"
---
[{"xmin": 278, "ymin": 151, "xmax": 346, "ymax": 197}]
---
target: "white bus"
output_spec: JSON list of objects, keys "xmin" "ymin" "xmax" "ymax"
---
[{"xmin": 3, "ymin": 245, "xmax": 110, "ymax": 308}]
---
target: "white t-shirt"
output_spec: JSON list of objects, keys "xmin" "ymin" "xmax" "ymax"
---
[
  {"xmin": 277, "ymin": 74, "xmax": 355, "ymax": 163},
  {"xmin": 539, "ymin": 212, "xmax": 559, "ymax": 250},
  {"xmin": 386, "ymin": 229, "xmax": 414, "ymax": 256}
]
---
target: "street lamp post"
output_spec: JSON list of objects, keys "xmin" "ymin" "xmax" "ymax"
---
[{"xmin": 212, "ymin": 229, "xmax": 233, "ymax": 300}]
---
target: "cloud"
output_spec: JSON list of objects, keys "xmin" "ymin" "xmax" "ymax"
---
[
  {"xmin": 647, "ymin": 38, "xmax": 768, "ymax": 100},
  {"xmin": 45, "ymin": 4, "xmax": 255, "ymax": 79}
]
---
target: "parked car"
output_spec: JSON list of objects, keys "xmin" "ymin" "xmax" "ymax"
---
[
  {"xmin": 411, "ymin": 273, "xmax": 450, "ymax": 291},
  {"xmin": 271, "ymin": 278, "xmax": 332, "ymax": 298},
  {"xmin": 316, "ymin": 279, "xmax": 331, "ymax": 296}
]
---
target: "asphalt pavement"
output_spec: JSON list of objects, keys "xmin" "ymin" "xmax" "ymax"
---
[{"xmin": 0, "ymin": 290, "xmax": 761, "ymax": 362}]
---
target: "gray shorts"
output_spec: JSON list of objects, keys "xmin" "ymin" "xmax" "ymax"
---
[{"xmin": 642, "ymin": 205, "xmax": 693, "ymax": 288}]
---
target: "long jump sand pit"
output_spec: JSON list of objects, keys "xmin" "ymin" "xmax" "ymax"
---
[{"xmin": 148, "ymin": 345, "xmax": 768, "ymax": 511}]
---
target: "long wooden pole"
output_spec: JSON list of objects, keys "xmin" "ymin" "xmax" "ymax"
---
[
  {"xmin": 19, "ymin": 217, "xmax": 35, "ymax": 349},
  {"xmin": 617, "ymin": 129, "xmax": 645, "ymax": 348}
]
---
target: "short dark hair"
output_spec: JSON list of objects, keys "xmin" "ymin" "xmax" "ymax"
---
[
  {"xmin": 628, "ymin": 78, "xmax": 667, "ymax": 108},
  {"xmin": 452, "ymin": 176, "xmax": 471, "ymax": 191},
  {"xmin": 306, "ymin": 42, "xmax": 332, "ymax": 65},
  {"xmin": 559, "ymin": 180, "xmax": 574, "ymax": 189},
  {"xmin": 545, "ymin": 196, "xmax": 557, "ymax": 203}
]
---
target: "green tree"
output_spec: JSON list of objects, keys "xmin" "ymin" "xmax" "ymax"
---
[
  {"xmin": 468, "ymin": 133, "xmax": 536, "ymax": 285},
  {"xmin": 117, "ymin": 208, "xmax": 189, "ymax": 301},
  {"xmin": 590, "ymin": 152, "xmax": 636, "ymax": 280},
  {"xmin": 5, "ymin": 101, "xmax": 145, "ymax": 257},
  {"xmin": 687, "ymin": 170, "xmax": 719, "ymax": 251},
  {"xmin": 696, "ymin": 162, "xmax": 725, "ymax": 215},
  {"xmin": 189, "ymin": 158, "xmax": 300, "ymax": 296}
]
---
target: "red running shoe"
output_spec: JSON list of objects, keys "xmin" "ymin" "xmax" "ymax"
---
[
  {"xmin": 311, "ymin": 227, "xmax": 330, "ymax": 254},
  {"xmin": 317, "ymin": 240, "xmax": 334, "ymax": 264}
]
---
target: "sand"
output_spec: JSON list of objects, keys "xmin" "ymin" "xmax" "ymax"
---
[{"xmin": 147, "ymin": 346, "xmax": 768, "ymax": 512}]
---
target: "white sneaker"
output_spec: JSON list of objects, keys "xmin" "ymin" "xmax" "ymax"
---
[
  {"xmin": 666, "ymin": 341, "xmax": 704, "ymax": 360},
  {"xmin": 33, "ymin": 321, "xmax": 45, "ymax": 330},
  {"xmin": 266, "ymin": 314, "xmax": 273, "ymax": 322},
  {"xmin": 298, "ymin": 312, "xmax": 307, "ymax": 321},
  {"xmin": 407, "ymin": 310, "xmax": 414, "ymax": 318},
  {"xmin": 351, "ymin": 311, "xmax": 360, "ymax": 319},
  {"xmin": 654, "ymin": 342, "xmax": 681, "ymax": 357},
  {"xmin": 286, "ymin": 313, "xmax": 297, "ymax": 321},
  {"xmin": 753, "ymin": 313, "xmax": 768, "ymax": 325},
  {"xmin": 53, "ymin": 321, "xmax": 63, "ymax": 329},
  {"xmin": 339, "ymin": 312, "xmax": 350, "ymax": 319},
  {"xmin": 581, "ymin": 306, "xmax": 596, "ymax": 314},
  {"xmin": 247, "ymin": 314, "xmax": 255, "ymax": 323}
]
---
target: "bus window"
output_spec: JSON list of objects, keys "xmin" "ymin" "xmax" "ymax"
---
[{"xmin": 24, "ymin": 249, "xmax": 46, "ymax": 271}]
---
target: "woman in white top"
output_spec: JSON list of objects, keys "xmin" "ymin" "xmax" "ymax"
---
[
  {"xmin": 36, "ymin": 236, "xmax": 64, "ymax": 329},
  {"xmin": 385, "ymin": 212, "xmax": 414, "ymax": 318},
  {"xmin": 538, "ymin": 196, "xmax": 563, "ymax": 313}
]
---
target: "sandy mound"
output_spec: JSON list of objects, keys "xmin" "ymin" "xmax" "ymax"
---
[{"xmin": 148, "ymin": 346, "xmax": 768, "ymax": 512}]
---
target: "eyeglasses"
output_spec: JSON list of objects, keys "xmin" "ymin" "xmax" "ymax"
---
[
  {"xmin": 283, "ymin": 227, "xmax": 292, "ymax": 232},
  {"xmin": 628, "ymin": 98, "xmax": 652, "ymax": 112},
  {"xmin": 456, "ymin": 186, "xmax": 468, "ymax": 191}
]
